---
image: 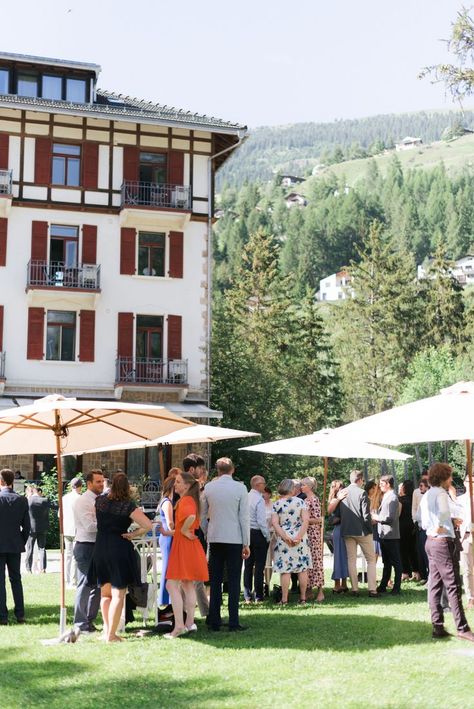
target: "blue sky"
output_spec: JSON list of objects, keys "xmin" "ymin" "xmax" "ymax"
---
[{"xmin": 0, "ymin": 0, "xmax": 470, "ymax": 127}]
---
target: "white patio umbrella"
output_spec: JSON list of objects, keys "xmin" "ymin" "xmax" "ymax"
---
[
  {"xmin": 241, "ymin": 428, "xmax": 410, "ymax": 551},
  {"xmin": 71, "ymin": 423, "xmax": 260, "ymax": 453},
  {"xmin": 331, "ymin": 381, "xmax": 474, "ymax": 540},
  {"xmin": 0, "ymin": 394, "xmax": 194, "ymax": 634}
]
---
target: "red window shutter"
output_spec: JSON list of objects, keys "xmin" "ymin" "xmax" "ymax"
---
[
  {"xmin": 167, "ymin": 315, "xmax": 182, "ymax": 360},
  {"xmin": 0, "ymin": 134, "xmax": 8, "ymax": 170},
  {"xmin": 79, "ymin": 310, "xmax": 95, "ymax": 362},
  {"xmin": 117, "ymin": 313, "xmax": 134, "ymax": 358},
  {"xmin": 120, "ymin": 227, "xmax": 136, "ymax": 275},
  {"xmin": 0, "ymin": 305, "xmax": 3, "ymax": 352},
  {"xmin": 0, "ymin": 218, "xmax": 7, "ymax": 267},
  {"xmin": 82, "ymin": 142, "xmax": 99, "ymax": 189},
  {"xmin": 168, "ymin": 231, "xmax": 183, "ymax": 278},
  {"xmin": 34, "ymin": 138, "xmax": 51, "ymax": 185},
  {"xmin": 168, "ymin": 151, "xmax": 184, "ymax": 186},
  {"xmin": 27, "ymin": 307, "xmax": 44, "ymax": 360},
  {"xmin": 31, "ymin": 221, "xmax": 48, "ymax": 261},
  {"xmin": 123, "ymin": 146, "xmax": 139, "ymax": 182},
  {"xmin": 82, "ymin": 225, "xmax": 97, "ymax": 264}
]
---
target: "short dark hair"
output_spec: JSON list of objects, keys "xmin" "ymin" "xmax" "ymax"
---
[
  {"xmin": 85, "ymin": 469, "xmax": 103, "ymax": 484},
  {"xmin": 0, "ymin": 468, "xmax": 14, "ymax": 486},
  {"xmin": 109, "ymin": 473, "xmax": 131, "ymax": 501},
  {"xmin": 428, "ymin": 463, "xmax": 452, "ymax": 487},
  {"xmin": 380, "ymin": 475, "xmax": 395, "ymax": 489},
  {"xmin": 183, "ymin": 453, "xmax": 205, "ymax": 472}
]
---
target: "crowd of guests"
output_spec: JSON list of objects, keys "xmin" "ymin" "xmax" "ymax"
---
[{"xmin": 0, "ymin": 458, "xmax": 473, "ymax": 644}]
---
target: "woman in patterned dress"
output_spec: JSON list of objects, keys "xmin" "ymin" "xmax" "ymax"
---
[
  {"xmin": 272, "ymin": 478, "xmax": 312, "ymax": 605},
  {"xmin": 301, "ymin": 476, "xmax": 324, "ymax": 602}
]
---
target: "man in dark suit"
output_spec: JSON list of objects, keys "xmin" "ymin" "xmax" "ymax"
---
[
  {"xmin": 25, "ymin": 485, "xmax": 50, "ymax": 573},
  {"xmin": 340, "ymin": 469, "xmax": 378, "ymax": 597},
  {"xmin": 0, "ymin": 468, "xmax": 30, "ymax": 624}
]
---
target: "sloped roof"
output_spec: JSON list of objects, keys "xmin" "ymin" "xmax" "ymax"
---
[{"xmin": 0, "ymin": 50, "xmax": 101, "ymax": 77}]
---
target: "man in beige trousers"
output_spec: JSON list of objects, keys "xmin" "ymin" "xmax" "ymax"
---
[{"xmin": 340, "ymin": 470, "xmax": 378, "ymax": 598}]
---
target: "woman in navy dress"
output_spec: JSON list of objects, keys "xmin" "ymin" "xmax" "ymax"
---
[
  {"xmin": 157, "ymin": 476, "xmax": 175, "ymax": 606},
  {"xmin": 89, "ymin": 473, "xmax": 154, "ymax": 642},
  {"xmin": 327, "ymin": 480, "xmax": 348, "ymax": 593}
]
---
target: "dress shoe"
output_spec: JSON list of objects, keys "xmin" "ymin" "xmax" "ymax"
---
[
  {"xmin": 390, "ymin": 589, "xmax": 401, "ymax": 595},
  {"xmin": 16, "ymin": 617, "xmax": 26, "ymax": 624},
  {"xmin": 432, "ymin": 626, "xmax": 451, "ymax": 639},
  {"xmin": 229, "ymin": 625, "xmax": 248, "ymax": 632},
  {"xmin": 457, "ymin": 629, "xmax": 474, "ymax": 642},
  {"xmin": 376, "ymin": 586, "xmax": 386, "ymax": 594},
  {"xmin": 208, "ymin": 625, "xmax": 220, "ymax": 632},
  {"xmin": 88, "ymin": 623, "xmax": 98, "ymax": 632},
  {"xmin": 368, "ymin": 592, "xmax": 380, "ymax": 598}
]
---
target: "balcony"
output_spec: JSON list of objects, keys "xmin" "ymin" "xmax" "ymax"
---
[
  {"xmin": 0, "ymin": 169, "xmax": 13, "ymax": 217},
  {"xmin": 115, "ymin": 357, "xmax": 188, "ymax": 386},
  {"xmin": 119, "ymin": 181, "xmax": 191, "ymax": 230},
  {"xmin": 26, "ymin": 261, "xmax": 101, "ymax": 308}
]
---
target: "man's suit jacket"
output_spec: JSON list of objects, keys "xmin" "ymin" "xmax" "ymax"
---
[
  {"xmin": 0, "ymin": 488, "xmax": 30, "ymax": 553},
  {"xmin": 377, "ymin": 490, "xmax": 400, "ymax": 540},
  {"xmin": 340, "ymin": 483, "xmax": 372, "ymax": 537},
  {"xmin": 201, "ymin": 475, "xmax": 250, "ymax": 546},
  {"xmin": 28, "ymin": 494, "xmax": 50, "ymax": 534}
]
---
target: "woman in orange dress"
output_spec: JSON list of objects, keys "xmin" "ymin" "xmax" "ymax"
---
[{"xmin": 165, "ymin": 471, "xmax": 209, "ymax": 639}]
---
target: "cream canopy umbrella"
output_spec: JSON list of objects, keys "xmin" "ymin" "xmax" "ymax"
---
[
  {"xmin": 331, "ymin": 381, "xmax": 474, "ymax": 542},
  {"xmin": 241, "ymin": 428, "xmax": 410, "ymax": 552},
  {"xmin": 71, "ymin": 423, "xmax": 259, "ymax": 453},
  {"xmin": 0, "ymin": 394, "xmax": 194, "ymax": 634}
]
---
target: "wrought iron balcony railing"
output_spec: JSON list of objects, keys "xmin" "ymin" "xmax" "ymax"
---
[
  {"xmin": 0, "ymin": 169, "xmax": 13, "ymax": 195},
  {"xmin": 121, "ymin": 181, "xmax": 191, "ymax": 210},
  {"xmin": 0, "ymin": 351, "xmax": 5, "ymax": 379},
  {"xmin": 27, "ymin": 261, "xmax": 101, "ymax": 290},
  {"xmin": 115, "ymin": 357, "xmax": 188, "ymax": 385}
]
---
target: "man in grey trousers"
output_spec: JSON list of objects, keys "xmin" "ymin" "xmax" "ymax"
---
[
  {"xmin": 372, "ymin": 475, "xmax": 402, "ymax": 595},
  {"xmin": 201, "ymin": 458, "xmax": 250, "ymax": 631},
  {"xmin": 340, "ymin": 469, "xmax": 378, "ymax": 597}
]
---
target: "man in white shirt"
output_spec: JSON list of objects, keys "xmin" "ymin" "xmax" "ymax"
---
[
  {"xmin": 458, "ymin": 473, "xmax": 474, "ymax": 609},
  {"xmin": 420, "ymin": 462, "xmax": 473, "ymax": 641},
  {"xmin": 61, "ymin": 477, "xmax": 83, "ymax": 589},
  {"xmin": 201, "ymin": 458, "xmax": 250, "ymax": 632},
  {"xmin": 73, "ymin": 470, "xmax": 104, "ymax": 633},
  {"xmin": 243, "ymin": 475, "xmax": 270, "ymax": 603}
]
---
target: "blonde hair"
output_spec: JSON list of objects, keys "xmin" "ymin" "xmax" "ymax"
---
[{"xmin": 301, "ymin": 476, "xmax": 317, "ymax": 492}]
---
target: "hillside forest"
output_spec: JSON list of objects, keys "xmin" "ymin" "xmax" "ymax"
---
[{"xmin": 210, "ymin": 113, "xmax": 474, "ymax": 485}]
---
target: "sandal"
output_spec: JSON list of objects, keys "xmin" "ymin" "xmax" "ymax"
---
[
  {"xmin": 298, "ymin": 599, "xmax": 307, "ymax": 605},
  {"xmin": 277, "ymin": 600, "xmax": 288, "ymax": 606}
]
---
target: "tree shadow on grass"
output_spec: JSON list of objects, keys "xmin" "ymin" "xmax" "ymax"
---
[
  {"xmin": 0, "ymin": 655, "xmax": 237, "ymax": 709},
  {"xmin": 189, "ymin": 612, "xmax": 434, "ymax": 652}
]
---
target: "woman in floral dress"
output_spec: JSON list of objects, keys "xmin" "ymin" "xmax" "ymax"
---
[
  {"xmin": 301, "ymin": 476, "xmax": 324, "ymax": 602},
  {"xmin": 272, "ymin": 478, "xmax": 312, "ymax": 604}
]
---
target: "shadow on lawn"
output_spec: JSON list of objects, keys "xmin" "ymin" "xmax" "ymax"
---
[
  {"xmin": 190, "ymin": 611, "xmax": 433, "ymax": 652},
  {"xmin": 0, "ymin": 654, "xmax": 237, "ymax": 708}
]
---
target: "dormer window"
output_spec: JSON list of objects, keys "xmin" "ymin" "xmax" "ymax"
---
[
  {"xmin": 0, "ymin": 68, "xmax": 9, "ymax": 94},
  {"xmin": 66, "ymin": 78, "xmax": 86, "ymax": 103},
  {"xmin": 42, "ymin": 75, "xmax": 62, "ymax": 100},
  {"xmin": 17, "ymin": 73, "xmax": 38, "ymax": 98}
]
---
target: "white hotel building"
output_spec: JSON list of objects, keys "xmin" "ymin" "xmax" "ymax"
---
[{"xmin": 0, "ymin": 51, "xmax": 246, "ymax": 478}]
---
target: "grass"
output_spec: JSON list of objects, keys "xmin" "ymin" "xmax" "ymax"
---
[
  {"xmin": 301, "ymin": 133, "xmax": 474, "ymax": 190},
  {"xmin": 2, "ymin": 573, "xmax": 474, "ymax": 709}
]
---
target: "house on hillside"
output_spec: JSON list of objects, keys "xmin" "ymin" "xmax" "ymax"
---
[
  {"xmin": 285, "ymin": 192, "xmax": 307, "ymax": 208},
  {"xmin": 317, "ymin": 271, "xmax": 352, "ymax": 301},
  {"xmin": 0, "ymin": 50, "xmax": 247, "ymax": 479},
  {"xmin": 395, "ymin": 136, "xmax": 423, "ymax": 151},
  {"xmin": 280, "ymin": 174, "xmax": 305, "ymax": 187},
  {"xmin": 417, "ymin": 256, "xmax": 474, "ymax": 287}
]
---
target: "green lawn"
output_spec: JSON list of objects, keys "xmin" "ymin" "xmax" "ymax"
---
[{"xmin": 2, "ymin": 573, "xmax": 474, "ymax": 709}]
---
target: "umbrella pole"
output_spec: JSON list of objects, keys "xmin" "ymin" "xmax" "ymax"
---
[
  {"xmin": 466, "ymin": 440, "xmax": 474, "ymax": 545},
  {"xmin": 321, "ymin": 457, "xmax": 328, "ymax": 556},
  {"xmin": 54, "ymin": 414, "xmax": 67, "ymax": 636}
]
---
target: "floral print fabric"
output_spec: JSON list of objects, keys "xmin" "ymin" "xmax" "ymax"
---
[
  {"xmin": 306, "ymin": 495, "xmax": 324, "ymax": 588},
  {"xmin": 272, "ymin": 496, "xmax": 312, "ymax": 573}
]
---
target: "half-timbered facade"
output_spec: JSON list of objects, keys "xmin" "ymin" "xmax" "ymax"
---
[{"xmin": 0, "ymin": 51, "xmax": 246, "ymax": 477}]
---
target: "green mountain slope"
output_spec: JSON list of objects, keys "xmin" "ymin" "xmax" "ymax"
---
[
  {"xmin": 307, "ymin": 133, "xmax": 474, "ymax": 189},
  {"xmin": 219, "ymin": 110, "xmax": 474, "ymax": 187}
]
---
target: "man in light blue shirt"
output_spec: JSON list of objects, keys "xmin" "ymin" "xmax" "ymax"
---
[
  {"xmin": 420, "ymin": 463, "xmax": 473, "ymax": 642},
  {"xmin": 243, "ymin": 475, "xmax": 270, "ymax": 603}
]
